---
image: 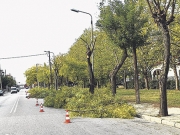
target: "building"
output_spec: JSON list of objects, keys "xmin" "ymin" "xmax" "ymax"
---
[{"xmin": 151, "ymin": 64, "xmax": 180, "ymax": 80}]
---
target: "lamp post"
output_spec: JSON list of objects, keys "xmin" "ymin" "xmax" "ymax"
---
[{"xmin": 71, "ymin": 9, "xmax": 94, "ymax": 71}]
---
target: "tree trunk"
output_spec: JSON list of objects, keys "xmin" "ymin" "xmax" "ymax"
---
[
  {"xmin": 110, "ymin": 75, "xmax": 116, "ymax": 96},
  {"xmin": 55, "ymin": 69, "xmax": 58, "ymax": 90},
  {"xmin": 172, "ymin": 64, "xmax": 179, "ymax": 90},
  {"xmin": 143, "ymin": 69, "xmax": 149, "ymax": 90},
  {"xmin": 87, "ymin": 47, "xmax": 95, "ymax": 94},
  {"xmin": 87, "ymin": 58, "xmax": 95, "ymax": 94},
  {"xmin": 124, "ymin": 70, "xmax": 127, "ymax": 89},
  {"xmin": 109, "ymin": 48, "xmax": 128, "ymax": 96},
  {"xmin": 144, "ymin": 74, "xmax": 149, "ymax": 90},
  {"xmin": 132, "ymin": 46, "xmax": 140, "ymax": 104},
  {"xmin": 83, "ymin": 79, "xmax": 86, "ymax": 88},
  {"xmin": 159, "ymin": 24, "xmax": 170, "ymax": 116}
]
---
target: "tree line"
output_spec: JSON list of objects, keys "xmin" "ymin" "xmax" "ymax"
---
[{"xmin": 24, "ymin": 0, "xmax": 179, "ymax": 116}]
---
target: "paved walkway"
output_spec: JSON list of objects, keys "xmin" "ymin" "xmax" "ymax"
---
[{"xmin": 132, "ymin": 103, "xmax": 180, "ymax": 129}]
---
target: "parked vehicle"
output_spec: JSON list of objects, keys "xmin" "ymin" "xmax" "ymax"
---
[
  {"xmin": 11, "ymin": 87, "xmax": 17, "ymax": 94},
  {"xmin": 0, "ymin": 90, "xmax": 4, "ymax": 96}
]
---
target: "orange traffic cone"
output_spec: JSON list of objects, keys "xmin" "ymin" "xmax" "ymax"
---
[
  {"xmin": 39, "ymin": 103, "xmax": 45, "ymax": 112},
  {"xmin": 36, "ymin": 99, "xmax": 39, "ymax": 106},
  {"xmin": 64, "ymin": 110, "xmax": 71, "ymax": 123}
]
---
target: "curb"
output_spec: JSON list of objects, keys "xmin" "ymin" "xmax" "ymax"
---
[{"xmin": 140, "ymin": 115, "xmax": 180, "ymax": 129}]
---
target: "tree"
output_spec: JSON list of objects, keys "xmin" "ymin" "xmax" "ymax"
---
[
  {"xmin": 24, "ymin": 66, "xmax": 37, "ymax": 86},
  {"xmin": 2, "ymin": 75, "xmax": 16, "ymax": 89},
  {"xmin": 169, "ymin": 6, "xmax": 180, "ymax": 90},
  {"xmin": 98, "ymin": 0, "xmax": 148, "ymax": 101},
  {"xmin": 36, "ymin": 63, "xmax": 50, "ymax": 88},
  {"xmin": 97, "ymin": 1, "xmax": 128, "ymax": 96},
  {"xmin": 80, "ymin": 29, "xmax": 96, "ymax": 94},
  {"xmin": 146, "ymin": 0, "xmax": 177, "ymax": 116},
  {"xmin": 52, "ymin": 54, "xmax": 65, "ymax": 89},
  {"xmin": 94, "ymin": 31, "xmax": 122, "ymax": 88}
]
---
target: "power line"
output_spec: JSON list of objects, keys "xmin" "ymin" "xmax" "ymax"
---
[{"xmin": 0, "ymin": 53, "xmax": 46, "ymax": 60}]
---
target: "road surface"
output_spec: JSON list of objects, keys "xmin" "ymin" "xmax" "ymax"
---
[{"xmin": 0, "ymin": 89, "xmax": 180, "ymax": 135}]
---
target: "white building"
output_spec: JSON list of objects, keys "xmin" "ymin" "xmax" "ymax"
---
[{"xmin": 151, "ymin": 64, "xmax": 180, "ymax": 80}]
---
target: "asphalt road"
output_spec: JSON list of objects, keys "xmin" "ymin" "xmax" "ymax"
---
[{"xmin": 0, "ymin": 89, "xmax": 180, "ymax": 135}]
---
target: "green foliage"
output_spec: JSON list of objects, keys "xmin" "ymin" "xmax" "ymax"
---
[
  {"xmin": 2, "ymin": 76, "xmax": 16, "ymax": 88},
  {"xmin": 149, "ymin": 80, "xmax": 159, "ymax": 89},
  {"xmin": 67, "ymin": 88, "xmax": 136, "ymax": 118},
  {"xmin": 53, "ymin": 87, "xmax": 76, "ymax": 108},
  {"xmin": 38, "ymin": 86, "xmax": 76, "ymax": 108},
  {"xmin": 167, "ymin": 80, "xmax": 176, "ymax": 90},
  {"xmin": 126, "ymin": 81, "xmax": 134, "ymax": 89},
  {"xmin": 28, "ymin": 87, "xmax": 56, "ymax": 98},
  {"xmin": 24, "ymin": 66, "xmax": 38, "ymax": 86},
  {"xmin": 25, "ymin": 86, "xmax": 137, "ymax": 118},
  {"xmin": 98, "ymin": 0, "xmax": 148, "ymax": 49},
  {"xmin": 42, "ymin": 87, "xmax": 136, "ymax": 119},
  {"xmin": 44, "ymin": 96, "xmax": 55, "ymax": 107}
]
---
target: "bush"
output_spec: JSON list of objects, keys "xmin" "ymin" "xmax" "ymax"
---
[
  {"xmin": 150, "ymin": 80, "xmax": 159, "ymax": 89},
  {"xmin": 28, "ymin": 87, "xmax": 56, "ymax": 98},
  {"xmin": 43, "ymin": 86, "xmax": 76, "ymax": 108},
  {"xmin": 44, "ymin": 96, "xmax": 54, "ymax": 107},
  {"xmin": 167, "ymin": 80, "xmax": 176, "ymax": 89},
  {"xmin": 126, "ymin": 81, "xmax": 134, "ymax": 89},
  {"xmin": 32, "ymin": 86, "xmax": 136, "ymax": 119},
  {"xmin": 66, "ymin": 88, "xmax": 136, "ymax": 119}
]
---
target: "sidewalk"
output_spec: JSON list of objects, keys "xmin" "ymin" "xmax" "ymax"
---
[{"xmin": 132, "ymin": 103, "xmax": 180, "ymax": 129}]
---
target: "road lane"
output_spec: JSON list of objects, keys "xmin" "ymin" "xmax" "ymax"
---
[
  {"xmin": 10, "ymin": 96, "xmax": 20, "ymax": 114},
  {"xmin": 0, "ymin": 92, "xmax": 20, "ymax": 117}
]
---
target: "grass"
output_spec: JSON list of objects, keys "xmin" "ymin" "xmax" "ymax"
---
[{"xmin": 116, "ymin": 88, "xmax": 180, "ymax": 108}]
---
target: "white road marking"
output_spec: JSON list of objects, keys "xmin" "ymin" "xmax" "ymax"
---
[{"xmin": 10, "ymin": 97, "xmax": 20, "ymax": 113}]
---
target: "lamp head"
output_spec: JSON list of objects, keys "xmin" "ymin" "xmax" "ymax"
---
[{"xmin": 71, "ymin": 9, "xmax": 79, "ymax": 13}]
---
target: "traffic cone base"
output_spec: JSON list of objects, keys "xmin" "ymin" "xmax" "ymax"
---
[
  {"xmin": 36, "ymin": 99, "xmax": 39, "ymax": 106},
  {"xmin": 64, "ymin": 117, "xmax": 71, "ymax": 123},
  {"xmin": 39, "ymin": 103, "xmax": 45, "ymax": 112}
]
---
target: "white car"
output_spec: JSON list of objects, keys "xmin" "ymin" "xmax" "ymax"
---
[{"xmin": 11, "ymin": 87, "xmax": 18, "ymax": 94}]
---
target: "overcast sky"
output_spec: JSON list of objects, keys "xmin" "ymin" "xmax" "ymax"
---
[{"xmin": 0, "ymin": 0, "xmax": 100, "ymax": 84}]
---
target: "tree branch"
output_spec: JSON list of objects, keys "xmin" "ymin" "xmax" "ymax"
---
[
  {"xmin": 80, "ymin": 37, "xmax": 90, "ymax": 48},
  {"xmin": 146, "ymin": 0, "xmax": 154, "ymax": 15},
  {"xmin": 166, "ymin": 0, "xmax": 176, "ymax": 25},
  {"xmin": 91, "ymin": 37, "xmax": 97, "ymax": 54},
  {"xmin": 165, "ymin": 0, "xmax": 171, "ymax": 13}
]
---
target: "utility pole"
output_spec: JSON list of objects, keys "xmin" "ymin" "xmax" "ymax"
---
[
  {"xmin": 45, "ymin": 51, "xmax": 53, "ymax": 88},
  {"xmin": 36, "ymin": 64, "xmax": 39, "ymax": 87}
]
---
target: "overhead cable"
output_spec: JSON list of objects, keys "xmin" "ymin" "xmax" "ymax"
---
[{"xmin": 0, "ymin": 53, "xmax": 46, "ymax": 60}]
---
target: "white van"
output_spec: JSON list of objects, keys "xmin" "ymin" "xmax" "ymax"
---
[{"xmin": 11, "ymin": 87, "xmax": 17, "ymax": 94}]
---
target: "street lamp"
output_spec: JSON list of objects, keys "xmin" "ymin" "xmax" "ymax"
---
[{"xmin": 71, "ymin": 9, "xmax": 94, "ymax": 71}]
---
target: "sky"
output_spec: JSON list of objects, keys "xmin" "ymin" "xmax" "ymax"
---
[{"xmin": 0, "ymin": 0, "xmax": 100, "ymax": 84}]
